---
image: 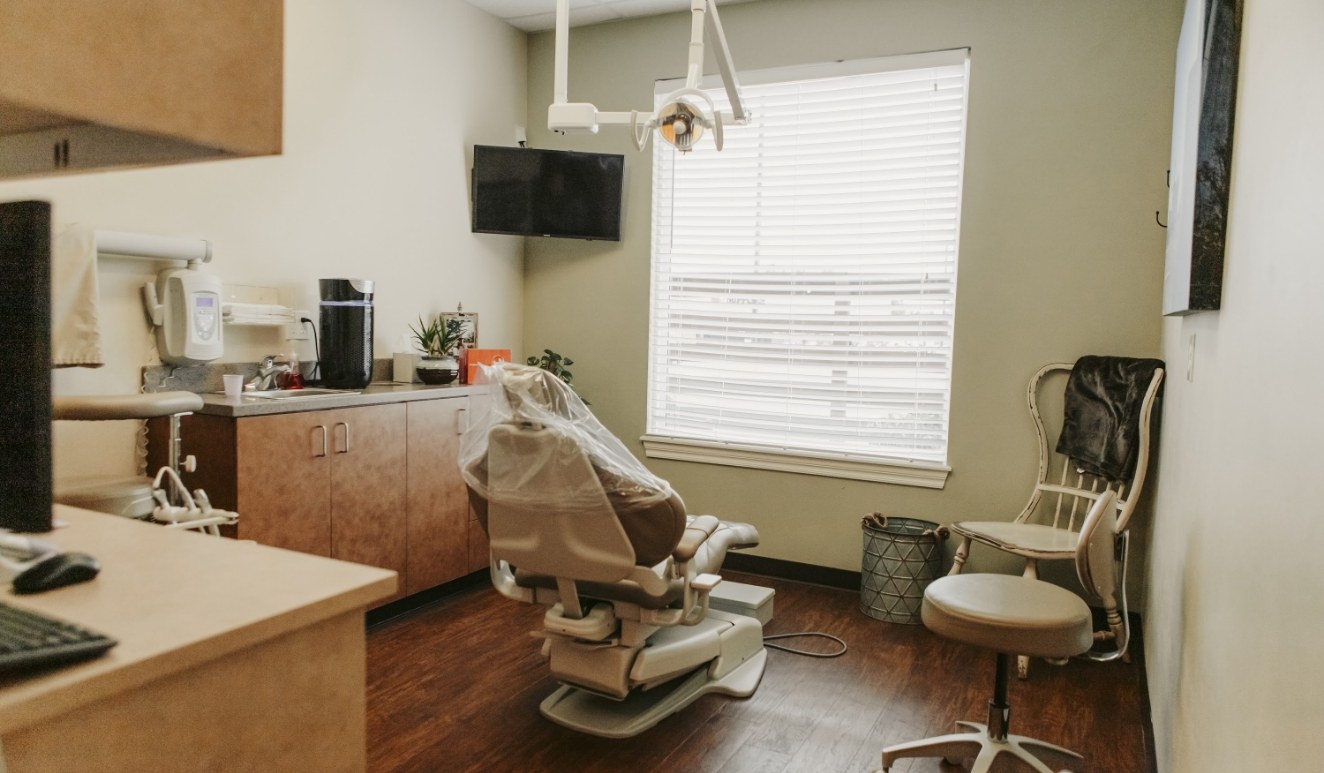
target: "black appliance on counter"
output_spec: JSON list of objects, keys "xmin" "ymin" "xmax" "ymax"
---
[{"xmin": 318, "ymin": 278, "xmax": 374, "ymax": 389}]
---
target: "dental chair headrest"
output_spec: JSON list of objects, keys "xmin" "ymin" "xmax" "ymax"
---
[{"xmin": 459, "ymin": 362, "xmax": 687, "ymax": 567}]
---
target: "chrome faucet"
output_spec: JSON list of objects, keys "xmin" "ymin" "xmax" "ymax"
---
[{"xmin": 249, "ymin": 355, "xmax": 292, "ymax": 391}]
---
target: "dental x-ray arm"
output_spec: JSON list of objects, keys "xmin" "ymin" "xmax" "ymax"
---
[{"xmin": 547, "ymin": 0, "xmax": 749, "ymax": 152}]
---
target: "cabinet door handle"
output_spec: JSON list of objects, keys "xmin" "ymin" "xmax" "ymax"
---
[
  {"xmin": 334, "ymin": 422, "xmax": 350, "ymax": 454},
  {"xmin": 455, "ymin": 408, "xmax": 467, "ymax": 435},
  {"xmin": 312, "ymin": 425, "xmax": 328, "ymax": 458}
]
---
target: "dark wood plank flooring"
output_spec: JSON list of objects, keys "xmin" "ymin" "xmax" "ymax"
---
[{"xmin": 366, "ymin": 572, "xmax": 1151, "ymax": 772}]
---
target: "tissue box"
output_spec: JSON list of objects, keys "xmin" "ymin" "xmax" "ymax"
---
[
  {"xmin": 393, "ymin": 353, "xmax": 421, "ymax": 384},
  {"xmin": 460, "ymin": 348, "xmax": 511, "ymax": 384}
]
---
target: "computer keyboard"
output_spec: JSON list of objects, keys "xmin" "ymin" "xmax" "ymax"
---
[{"xmin": 0, "ymin": 601, "xmax": 117, "ymax": 674}]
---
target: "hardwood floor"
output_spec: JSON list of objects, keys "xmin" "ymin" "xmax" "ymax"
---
[{"xmin": 366, "ymin": 572, "xmax": 1152, "ymax": 772}]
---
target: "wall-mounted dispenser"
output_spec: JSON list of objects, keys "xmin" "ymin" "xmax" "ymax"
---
[
  {"xmin": 142, "ymin": 266, "xmax": 224, "ymax": 366},
  {"xmin": 89, "ymin": 229, "xmax": 222, "ymax": 367}
]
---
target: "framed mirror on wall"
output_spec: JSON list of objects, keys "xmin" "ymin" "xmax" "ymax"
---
[{"xmin": 1163, "ymin": 0, "xmax": 1243, "ymax": 316}]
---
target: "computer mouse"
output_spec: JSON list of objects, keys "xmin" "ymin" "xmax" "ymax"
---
[{"xmin": 11, "ymin": 552, "xmax": 101, "ymax": 594}]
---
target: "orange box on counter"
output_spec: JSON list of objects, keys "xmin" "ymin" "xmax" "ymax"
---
[{"xmin": 460, "ymin": 348, "xmax": 512, "ymax": 384}]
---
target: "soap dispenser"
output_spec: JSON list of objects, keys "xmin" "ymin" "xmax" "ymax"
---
[{"xmin": 278, "ymin": 353, "xmax": 304, "ymax": 390}]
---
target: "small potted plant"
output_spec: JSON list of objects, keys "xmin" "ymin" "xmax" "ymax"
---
[
  {"xmin": 410, "ymin": 315, "xmax": 465, "ymax": 385},
  {"xmin": 527, "ymin": 348, "xmax": 588, "ymax": 403},
  {"xmin": 526, "ymin": 349, "xmax": 575, "ymax": 386}
]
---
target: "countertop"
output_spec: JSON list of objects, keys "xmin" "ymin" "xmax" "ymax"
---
[
  {"xmin": 196, "ymin": 381, "xmax": 484, "ymax": 417},
  {"xmin": 0, "ymin": 506, "xmax": 396, "ymax": 735}
]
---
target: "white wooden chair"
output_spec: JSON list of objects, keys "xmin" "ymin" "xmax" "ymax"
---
[{"xmin": 947, "ymin": 361, "xmax": 1164, "ymax": 677}]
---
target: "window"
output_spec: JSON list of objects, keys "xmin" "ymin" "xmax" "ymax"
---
[{"xmin": 644, "ymin": 50, "xmax": 970, "ymax": 487}]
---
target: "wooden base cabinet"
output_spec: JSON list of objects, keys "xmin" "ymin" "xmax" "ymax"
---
[
  {"xmin": 404, "ymin": 398, "xmax": 471, "ymax": 595},
  {"xmin": 152, "ymin": 395, "xmax": 482, "ymax": 606},
  {"xmin": 231, "ymin": 409, "xmax": 332, "ymax": 556},
  {"xmin": 236, "ymin": 403, "xmax": 408, "ymax": 605}
]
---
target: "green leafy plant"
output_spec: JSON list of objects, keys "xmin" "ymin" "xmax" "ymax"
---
[
  {"xmin": 527, "ymin": 349, "xmax": 575, "ymax": 386},
  {"xmin": 410, "ymin": 316, "xmax": 465, "ymax": 359},
  {"xmin": 527, "ymin": 349, "xmax": 589, "ymax": 403}
]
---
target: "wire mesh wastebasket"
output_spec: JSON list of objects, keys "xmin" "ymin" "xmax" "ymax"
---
[{"xmin": 859, "ymin": 513, "xmax": 943, "ymax": 624}]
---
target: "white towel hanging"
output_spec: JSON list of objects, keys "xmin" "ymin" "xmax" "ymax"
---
[{"xmin": 50, "ymin": 223, "xmax": 104, "ymax": 368}]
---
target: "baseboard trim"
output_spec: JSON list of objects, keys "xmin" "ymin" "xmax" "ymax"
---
[
  {"xmin": 366, "ymin": 570, "xmax": 489, "ymax": 627},
  {"xmin": 723, "ymin": 553, "xmax": 862, "ymax": 591}
]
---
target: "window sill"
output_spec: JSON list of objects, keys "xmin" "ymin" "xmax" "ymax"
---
[{"xmin": 640, "ymin": 435, "xmax": 950, "ymax": 489}]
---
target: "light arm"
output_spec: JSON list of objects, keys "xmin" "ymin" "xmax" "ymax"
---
[
  {"xmin": 546, "ymin": 0, "xmax": 748, "ymax": 151},
  {"xmin": 704, "ymin": 0, "xmax": 748, "ymax": 124}
]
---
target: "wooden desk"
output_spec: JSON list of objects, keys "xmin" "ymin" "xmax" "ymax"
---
[{"xmin": 0, "ymin": 506, "xmax": 396, "ymax": 772}]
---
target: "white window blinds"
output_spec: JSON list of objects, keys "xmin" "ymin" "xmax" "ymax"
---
[{"xmin": 646, "ymin": 51, "xmax": 969, "ymax": 479}]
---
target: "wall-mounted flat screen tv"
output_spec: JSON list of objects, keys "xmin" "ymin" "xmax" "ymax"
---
[{"xmin": 471, "ymin": 145, "xmax": 624, "ymax": 241}]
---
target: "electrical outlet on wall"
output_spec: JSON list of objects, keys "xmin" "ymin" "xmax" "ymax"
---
[{"xmin": 285, "ymin": 310, "xmax": 310, "ymax": 341}]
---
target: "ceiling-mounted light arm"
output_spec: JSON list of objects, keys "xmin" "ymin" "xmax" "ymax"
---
[
  {"xmin": 703, "ymin": 0, "xmax": 748, "ymax": 125},
  {"xmin": 547, "ymin": 0, "xmax": 748, "ymax": 152},
  {"xmin": 683, "ymin": 0, "xmax": 706, "ymax": 88},
  {"xmin": 553, "ymin": 0, "xmax": 571, "ymax": 107}
]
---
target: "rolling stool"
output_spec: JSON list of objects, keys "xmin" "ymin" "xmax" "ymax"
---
[{"xmin": 879, "ymin": 490, "xmax": 1121, "ymax": 773}]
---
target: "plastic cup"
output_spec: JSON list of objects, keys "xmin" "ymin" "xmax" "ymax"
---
[{"xmin": 223, "ymin": 374, "xmax": 244, "ymax": 398}]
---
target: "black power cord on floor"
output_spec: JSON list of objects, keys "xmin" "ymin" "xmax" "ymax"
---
[{"xmin": 763, "ymin": 632, "xmax": 848, "ymax": 658}]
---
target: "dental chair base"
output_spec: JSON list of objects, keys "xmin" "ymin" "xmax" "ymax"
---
[{"xmin": 540, "ymin": 607, "xmax": 767, "ymax": 739}]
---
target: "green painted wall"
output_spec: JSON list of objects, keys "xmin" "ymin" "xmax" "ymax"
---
[{"xmin": 522, "ymin": 0, "xmax": 1182, "ymax": 582}]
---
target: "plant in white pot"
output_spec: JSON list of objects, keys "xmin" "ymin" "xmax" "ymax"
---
[{"xmin": 409, "ymin": 315, "xmax": 465, "ymax": 385}]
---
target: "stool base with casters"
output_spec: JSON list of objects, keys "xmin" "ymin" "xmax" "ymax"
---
[
  {"xmin": 879, "ymin": 489, "xmax": 1124, "ymax": 773},
  {"xmin": 881, "ymin": 654, "xmax": 1081, "ymax": 773}
]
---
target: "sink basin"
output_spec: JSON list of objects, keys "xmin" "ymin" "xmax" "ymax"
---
[{"xmin": 245, "ymin": 388, "xmax": 360, "ymax": 400}]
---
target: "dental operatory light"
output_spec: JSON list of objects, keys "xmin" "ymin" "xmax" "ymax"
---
[{"xmin": 547, "ymin": 0, "xmax": 749, "ymax": 152}]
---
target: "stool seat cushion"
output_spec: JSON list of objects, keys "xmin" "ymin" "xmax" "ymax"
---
[{"xmin": 921, "ymin": 574, "xmax": 1093, "ymax": 659}]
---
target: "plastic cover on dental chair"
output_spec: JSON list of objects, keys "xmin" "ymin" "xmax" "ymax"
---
[{"xmin": 460, "ymin": 362, "xmax": 688, "ymax": 566}]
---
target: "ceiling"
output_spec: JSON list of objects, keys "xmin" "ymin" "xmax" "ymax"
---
[{"xmin": 464, "ymin": 0, "xmax": 762, "ymax": 33}]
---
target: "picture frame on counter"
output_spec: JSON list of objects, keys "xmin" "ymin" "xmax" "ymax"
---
[{"xmin": 442, "ymin": 307, "xmax": 478, "ymax": 349}]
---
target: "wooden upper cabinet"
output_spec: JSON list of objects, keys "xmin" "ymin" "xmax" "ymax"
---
[{"xmin": 0, "ymin": 0, "xmax": 283, "ymax": 178}]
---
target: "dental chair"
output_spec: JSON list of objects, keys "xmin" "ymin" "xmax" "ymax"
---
[{"xmin": 460, "ymin": 363, "xmax": 771, "ymax": 739}]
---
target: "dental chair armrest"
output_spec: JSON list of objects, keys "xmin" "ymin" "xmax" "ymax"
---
[
  {"xmin": 673, "ymin": 515, "xmax": 721, "ymax": 562},
  {"xmin": 53, "ymin": 391, "xmax": 204, "ymax": 421},
  {"xmin": 683, "ymin": 516, "xmax": 761, "ymax": 577},
  {"xmin": 692, "ymin": 573, "xmax": 721, "ymax": 592}
]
